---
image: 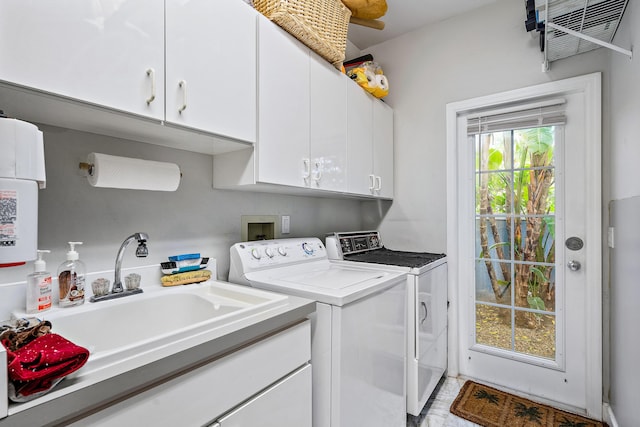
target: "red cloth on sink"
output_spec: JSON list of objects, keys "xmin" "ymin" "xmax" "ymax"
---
[{"xmin": 3, "ymin": 333, "xmax": 90, "ymax": 397}]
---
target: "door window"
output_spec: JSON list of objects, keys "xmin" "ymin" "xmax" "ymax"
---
[{"xmin": 473, "ymin": 126, "xmax": 559, "ymax": 362}]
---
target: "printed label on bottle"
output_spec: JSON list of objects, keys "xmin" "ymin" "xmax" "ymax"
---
[
  {"xmin": 59, "ymin": 271, "xmax": 85, "ymax": 306},
  {"xmin": 38, "ymin": 276, "xmax": 52, "ymax": 311},
  {"xmin": 69, "ymin": 275, "xmax": 85, "ymax": 301}
]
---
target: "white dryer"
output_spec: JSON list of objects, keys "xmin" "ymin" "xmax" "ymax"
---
[
  {"xmin": 326, "ymin": 231, "xmax": 448, "ymax": 417},
  {"xmin": 229, "ymin": 238, "xmax": 407, "ymax": 427}
]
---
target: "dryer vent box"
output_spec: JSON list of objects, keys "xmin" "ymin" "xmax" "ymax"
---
[{"xmin": 241, "ymin": 215, "xmax": 281, "ymax": 241}]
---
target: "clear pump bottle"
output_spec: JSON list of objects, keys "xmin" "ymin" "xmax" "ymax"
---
[
  {"xmin": 26, "ymin": 249, "xmax": 52, "ymax": 313},
  {"xmin": 57, "ymin": 242, "xmax": 86, "ymax": 307}
]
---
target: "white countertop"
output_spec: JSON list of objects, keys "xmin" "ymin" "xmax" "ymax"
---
[{"xmin": 0, "ymin": 268, "xmax": 315, "ymax": 426}]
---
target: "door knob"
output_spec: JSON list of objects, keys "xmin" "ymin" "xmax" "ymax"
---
[{"xmin": 567, "ymin": 260, "xmax": 581, "ymax": 271}]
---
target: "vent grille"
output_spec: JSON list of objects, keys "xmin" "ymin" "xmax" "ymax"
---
[{"xmin": 546, "ymin": 0, "xmax": 628, "ymax": 61}]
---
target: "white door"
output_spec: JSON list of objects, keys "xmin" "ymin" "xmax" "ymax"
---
[
  {"xmin": 446, "ymin": 74, "xmax": 602, "ymax": 418},
  {"xmin": 0, "ymin": 0, "xmax": 164, "ymax": 119},
  {"xmin": 165, "ymin": 0, "xmax": 256, "ymax": 142}
]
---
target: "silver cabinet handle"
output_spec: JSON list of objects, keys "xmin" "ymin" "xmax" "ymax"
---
[
  {"xmin": 302, "ymin": 158, "xmax": 311, "ymax": 183},
  {"xmin": 567, "ymin": 260, "xmax": 581, "ymax": 271},
  {"xmin": 146, "ymin": 68, "xmax": 156, "ymax": 105},
  {"xmin": 312, "ymin": 160, "xmax": 323, "ymax": 184},
  {"xmin": 178, "ymin": 80, "xmax": 187, "ymax": 113},
  {"xmin": 368, "ymin": 174, "xmax": 375, "ymax": 192},
  {"xmin": 375, "ymin": 175, "xmax": 382, "ymax": 192}
]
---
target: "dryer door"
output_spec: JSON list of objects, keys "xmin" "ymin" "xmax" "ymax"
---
[{"xmin": 415, "ymin": 264, "xmax": 448, "ymax": 411}]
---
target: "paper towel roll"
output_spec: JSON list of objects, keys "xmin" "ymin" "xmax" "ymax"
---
[{"xmin": 86, "ymin": 153, "xmax": 181, "ymax": 191}]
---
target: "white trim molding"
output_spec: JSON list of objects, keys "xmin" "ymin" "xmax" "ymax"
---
[{"xmin": 603, "ymin": 403, "xmax": 619, "ymax": 427}]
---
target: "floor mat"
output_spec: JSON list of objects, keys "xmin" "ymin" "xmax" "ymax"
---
[{"xmin": 450, "ymin": 380, "xmax": 607, "ymax": 427}]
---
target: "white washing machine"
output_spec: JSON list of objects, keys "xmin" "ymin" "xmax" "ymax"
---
[
  {"xmin": 229, "ymin": 238, "xmax": 407, "ymax": 427},
  {"xmin": 326, "ymin": 231, "xmax": 448, "ymax": 417}
]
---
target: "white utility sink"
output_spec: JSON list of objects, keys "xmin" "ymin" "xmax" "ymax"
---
[{"xmin": 12, "ymin": 281, "xmax": 289, "ymax": 379}]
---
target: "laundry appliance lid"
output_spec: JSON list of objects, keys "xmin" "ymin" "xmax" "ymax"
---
[{"xmin": 245, "ymin": 262, "xmax": 406, "ymax": 306}]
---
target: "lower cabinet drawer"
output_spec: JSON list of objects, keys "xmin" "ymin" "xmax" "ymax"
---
[
  {"xmin": 71, "ymin": 321, "xmax": 311, "ymax": 426},
  {"xmin": 210, "ymin": 364, "xmax": 312, "ymax": 427}
]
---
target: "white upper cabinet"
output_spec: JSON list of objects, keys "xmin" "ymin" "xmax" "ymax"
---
[
  {"xmin": 256, "ymin": 17, "xmax": 310, "ymax": 188},
  {"xmin": 165, "ymin": 0, "xmax": 256, "ymax": 142},
  {"xmin": 309, "ymin": 53, "xmax": 347, "ymax": 192},
  {"xmin": 373, "ymin": 99, "xmax": 394, "ymax": 198},
  {"xmin": 0, "ymin": 1, "xmax": 164, "ymax": 120},
  {"xmin": 256, "ymin": 18, "xmax": 347, "ymax": 192},
  {"xmin": 346, "ymin": 82, "xmax": 393, "ymax": 199},
  {"xmin": 346, "ymin": 81, "xmax": 374, "ymax": 196}
]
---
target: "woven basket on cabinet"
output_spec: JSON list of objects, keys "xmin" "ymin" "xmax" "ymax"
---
[{"xmin": 253, "ymin": 0, "xmax": 351, "ymax": 68}]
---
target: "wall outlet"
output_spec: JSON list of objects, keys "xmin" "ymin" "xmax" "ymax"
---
[{"xmin": 282, "ymin": 215, "xmax": 290, "ymax": 234}]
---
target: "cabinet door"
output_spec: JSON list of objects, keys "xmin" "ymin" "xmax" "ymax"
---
[
  {"xmin": 346, "ymin": 82, "xmax": 374, "ymax": 195},
  {"xmin": 0, "ymin": 1, "xmax": 164, "ymax": 119},
  {"xmin": 373, "ymin": 100, "xmax": 394, "ymax": 198},
  {"xmin": 309, "ymin": 54, "xmax": 347, "ymax": 192},
  {"xmin": 166, "ymin": 0, "xmax": 256, "ymax": 142},
  {"xmin": 257, "ymin": 17, "xmax": 310, "ymax": 188},
  {"xmin": 214, "ymin": 365, "xmax": 312, "ymax": 427}
]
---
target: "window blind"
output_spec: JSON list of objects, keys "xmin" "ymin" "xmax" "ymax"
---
[{"xmin": 467, "ymin": 98, "xmax": 566, "ymax": 135}]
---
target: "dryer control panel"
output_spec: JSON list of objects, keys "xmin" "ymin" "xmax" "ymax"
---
[{"xmin": 326, "ymin": 231, "xmax": 382, "ymax": 259}]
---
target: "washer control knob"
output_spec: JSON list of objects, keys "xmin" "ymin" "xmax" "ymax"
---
[
  {"xmin": 277, "ymin": 246, "xmax": 287, "ymax": 257},
  {"xmin": 265, "ymin": 247, "xmax": 275, "ymax": 258},
  {"xmin": 250, "ymin": 248, "xmax": 262, "ymax": 260},
  {"xmin": 302, "ymin": 242, "xmax": 314, "ymax": 255}
]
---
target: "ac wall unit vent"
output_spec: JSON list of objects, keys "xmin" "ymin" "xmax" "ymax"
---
[{"xmin": 529, "ymin": 0, "xmax": 632, "ymax": 71}]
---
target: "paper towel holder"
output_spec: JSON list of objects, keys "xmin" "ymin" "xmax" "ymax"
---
[
  {"xmin": 78, "ymin": 161, "xmax": 94, "ymax": 176},
  {"xmin": 78, "ymin": 153, "xmax": 182, "ymax": 191}
]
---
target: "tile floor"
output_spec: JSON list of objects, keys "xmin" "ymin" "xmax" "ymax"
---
[{"xmin": 407, "ymin": 377, "xmax": 479, "ymax": 427}]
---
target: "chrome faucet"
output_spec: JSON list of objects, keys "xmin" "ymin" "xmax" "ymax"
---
[
  {"xmin": 89, "ymin": 232, "xmax": 149, "ymax": 303},
  {"xmin": 112, "ymin": 232, "xmax": 149, "ymax": 293}
]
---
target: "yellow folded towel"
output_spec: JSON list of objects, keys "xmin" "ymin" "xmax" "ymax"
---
[{"xmin": 161, "ymin": 270, "xmax": 212, "ymax": 287}]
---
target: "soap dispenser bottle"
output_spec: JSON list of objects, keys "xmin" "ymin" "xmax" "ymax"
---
[
  {"xmin": 58, "ymin": 242, "xmax": 86, "ymax": 307},
  {"xmin": 26, "ymin": 249, "xmax": 52, "ymax": 314}
]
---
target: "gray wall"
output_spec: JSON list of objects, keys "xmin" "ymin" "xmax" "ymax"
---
[
  {"xmin": 0, "ymin": 124, "xmax": 367, "ymax": 289},
  {"xmin": 608, "ymin": 2, "xmax": 640, "ymax": 425},
  {"xmin": 609, "ymin": 197, "xmax": 640, "ymax": 427}
]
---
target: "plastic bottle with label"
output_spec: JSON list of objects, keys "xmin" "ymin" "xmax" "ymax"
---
[
  {"xmin": 26, "ymin": 249, "xmax": 52, "ymax": 313},
  {"xmin": 57, "ymin": 242, "xmax": 86, "ymax": 307}
]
